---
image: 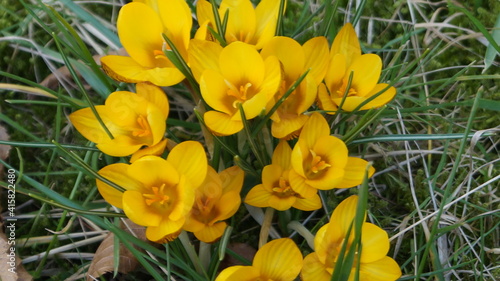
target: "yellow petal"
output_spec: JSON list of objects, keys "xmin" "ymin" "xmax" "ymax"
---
[
  {"xmin": 100, "ymin": 55, "xmax": 185, "ymax": 86},
  {"xmin": 347, "ymin": 54, "xmax": 382, "ymax": 97},
  {"xmin": 130, "ymin": 138, "xmax": 168, "ymax": 163},
  {"xmin": 145, "ymin": 216, "xmax": 185, "ymax": 242},
  {"xmin": 317, "ymin": 83, "xmax": 338, "ymax": 115},
  {"xmin": 269, "ymin": 194, "xmax": 296, "ymax": 211},
  {"xmin": 290, "ymin": 141, "xmax": 307, "ymax": 177},
  {"xmin": 105, "ymin": 91, "xmax": 149, "ymax": 127},
  {"xmin": 215, "ymin": 266, "xmax": 260, "ymax": 281},
  {"xmin": 262, "ymin": 164, "xmax": 282, "ymax": 191},
  {"xmin": 359, "ymin": 256, "xmax": 402, "ymax": 281},
  {"xmin": 312, "ymin": 224, "xmax": 331, "ymax": 262},
  {"xmin": 324, "ymin": 53, "xmax": 346, "ymax": 93},
  {"xmin": 69, "ymin": 106, "xmax": 119, "ymax": 144},
  {"xmin": 219, "ymin": 41, "xmax": 264, "ymax": 87},
  {"xmin": 272, "ymin": 140, "xmax": 292, "ymax": 169},
  {"xmin": 117, "ymin": 2, "xmax": 163, "ymax": 68},
  {"xmin": 328, "ymin": 195, "xmax": 359, "ymax": 237},
  {"xmin": 260, "ymin": 36, "xmax": 305, "ymax": 80},
  {"xmin": 301, "ymin": 253, "xmax": 332, "ymax": 281},
  {"xmin": 157, "ymin": 0, "xmax": 192, "ymax": 56},
  {"xmin": 128, "ymin": 156, "xmax": 179, "ymax": 187},
  {"xmin": 216, "ymin": 190, "xmax": 242, "ymax": 220},
  {"xmin": 123, "ymin": 190, "xmax": 163, "ymax": 226},
  {"xmin": 204, "ymin": 110, "xmax": 243, "ymax": 136},
  {"xmin": 288, "ymin": 170, "xmax": 318, "ymax": 199},
  {"xmin": 253, "ymin": 0, "xmax": 281, "ymax": 48},
  {"xmin": 188, "ymin": 39, "xmax": 222, "ymax": 82},
  {"xmin": 183, "ymin": 214, "xmax": 206, "ymax": 233},
  {"xmin": 97, "ymin": 135, "xmax": 146, "ymax": 157},
  {"xmin": 359, "ymin": 223, "xmax": 390, "ymax": 263},
  {"xmin": 222, "ymin": 0, "xmax": 256, "ymax": 44},
  {"xmin": 336, "ymin": 157, "xmax": 374, "ymax": 189},
  {"xmin": 147, "ymin": 105, "xmax": 167, "ymax": 145},
  {"xmin": 306, "ymin": 135, "xmax": 348, "ymax": 190},
  {"xmin": 297, "ymin": 112, "xmax": 330, "ymax": 149},
  {"xmin": 253, "ymin": 238, "xmax": 303, "ymax": 280},
  {"xmin": 271, "ymin": 111, "xmax": 309, "ymax": 139},
  {"xmin": 245, "ymin": 184, "xmax": 272, "ymax": 208},
  {"xmin": 331, "ymin": 23, "xmax": 361, "ymax": 68},
  {"xmin": 292, "ymin": 194, "xmax": 322, "ymax": 211},
  {"xmin": 194, "ymin": 221, "xmax": 227, "ymax": 243},
  {"xmin": 136, "ymin": 82, "xmax": 170, "ymax": 119},
  {"xmin": 286, "ymin": 75, "xmax": 318, "ymax": 115},
  {"xmin": 240, "ymin": 55, "xmax": 281, "ymax": 119},
  {"xmin": 355, "ymin": 83, "xmax": 397, "ymax": 110},
  {"xmin": 220, "ymin": 166, "xmax": 245, "ymax": 194},
  {"xmin": 96, "ymin": 163, "xmax": 143, "ymax": 208},
  {"xmin": 167, "ymin": 141, "xmax": 208, "ymax": 189},
  {"xmin": 200, "ymin": 69, "xmax": 235, "ymax": 115},
  {"xmin": 196, "ymin": 0, "xmax": 215, "ymax": 33},
  {"xmin": 168, "ymin": 175, "xmax": 195, "ymax": 221},
  {"xmin": 303, "ymin": 36, "xmax": 330, "ymax": 85}
]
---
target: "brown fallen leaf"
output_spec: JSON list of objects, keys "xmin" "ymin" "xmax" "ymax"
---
[
  {"xmin": 86, "ymin": 219, "xmax": 148, "ymax": 281},
  {"xmin": 0, "ymin": 222, "xmax": 34, "ymax": 281},
  {"xmin": 220, "ymin": 242, "xmax": 257, "ymax": 269}
]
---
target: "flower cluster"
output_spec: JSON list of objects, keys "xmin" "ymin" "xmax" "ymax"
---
[{"xmin": 68, "ymin": 0, "xmax": 401, "ymax": 279}]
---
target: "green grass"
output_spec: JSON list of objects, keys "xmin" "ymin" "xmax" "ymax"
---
[{"xmin": 1, "ymin": 0, "xmax": 499, "ymax": 280}]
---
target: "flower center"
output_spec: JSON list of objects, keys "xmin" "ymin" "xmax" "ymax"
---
[
  {"xmin": 143, "ymin": 183, "xmax": 170, "ymax": 206},
  {"xmin": 226, "ymin": 81, "xmax": 253, "ymax": 107},
  {"xmin": 336, "ymin": 82, "xmax": 358, "ymax": 98},
  {"xmin": 132, "ymin": 115, "xmax": 151, "ymax": 137},
  {"xmin": 310, "ymin": 150, "xmax": 331, "ymax": 174},
  {"xmin": 272, "ymin": 176, "xmax": 297, "ymax": 197},
  {"xmin": 195, "ymin": 195, "xmax": 216, "ymax": 216}
]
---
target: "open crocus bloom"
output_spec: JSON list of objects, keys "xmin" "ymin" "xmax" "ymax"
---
[
  {"xmin": 317, "ymin": 23, "xmax": 397, "ymax": 113},
  {"xmin": 96, "ymin": 141, "xmax": 208, "ymax": 243},
  {"xmin": 245, "ymin": 140, "xmax": 322, "ymax": 211},
  {"xmin": 260, "ymin": 36, "xmax": 329, "ymax": 139},
  {"xmin": 289, "ymin": 113, "xmax": 375, "ymax": 198},
  {"xmin": 301, "ymin": 195, "xmax": 402, "ymax": 281},
  {"xmin": 216, "ymin": 238, "xmax": 303, "ymax": 281},
  {"xmin": 69, "ymin": 83, "xmax": 169, "ymax": 158},
  {"xmin": 198, "ymin": 41, "xmax": 281, "ymax": 136},
  {"xmin": 196, "ymin": 0, "xmax": 281, "ymax": 49},
  {"xmin": 100, "ymin": 0, "xmax": 191, "ymax": 86},
  {"xmin": 183, "ymin": 166, "xmax": 244, "ymax": 243}
]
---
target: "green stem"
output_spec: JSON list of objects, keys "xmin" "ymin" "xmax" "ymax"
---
[{"xmin": 238, "ymin": 103, "xmax": 266, "ymax": 168}]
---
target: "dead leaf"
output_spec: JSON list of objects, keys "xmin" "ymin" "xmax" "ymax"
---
[
  {"xmin": 86, "ymin": 219, "xmax": 148, "ymax": 281},
  {"xmin": 0, "ymin": 222, "xmax": 34, "ymax": 281},
  {"xmin": 220, "ymin": 242, "xmax": 257, "ymax": 269}
]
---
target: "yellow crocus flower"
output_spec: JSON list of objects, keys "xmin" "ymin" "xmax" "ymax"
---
[
  {"xmin": 289, "ymin": 112, "xmax": 374, "ymax": 198},
  {"xmin": 69, "ymin": 83, "xmax": 169, "ymax": 158},
  {"xmin": 100, "ymin": 0, "xmax": 191, "ymax": 86},
  {"xmin": 96, "ymin": 141, "xmax": 208, "ymax": 243},
  {"xmin": 216, "ymin": 238, "xmax": 303, "ymax": 281},
  {"xmin": 198, "ymin": 41, "xmax": 281, "ymax": 136},
  {"xmin": 317, "ymin": 23, "xmax": 397, "ymax": 113},
  {"xmin": 301, "ymin": 195, "xmax": 402, "ymax": 281},
  {"xmin": 245, "ymin": 140, "xmax": 322, "ymax": 211},
  {"xmin": 183, "ymin": 166, "xmax": 244, "ymax": 243},
  {"xmin": 260, "ymin": 36, "xmax": 329, "ymax": 139},
  {"xmin": 196, "ymin": 0, "xmax": 281, "ymax": 49}
]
